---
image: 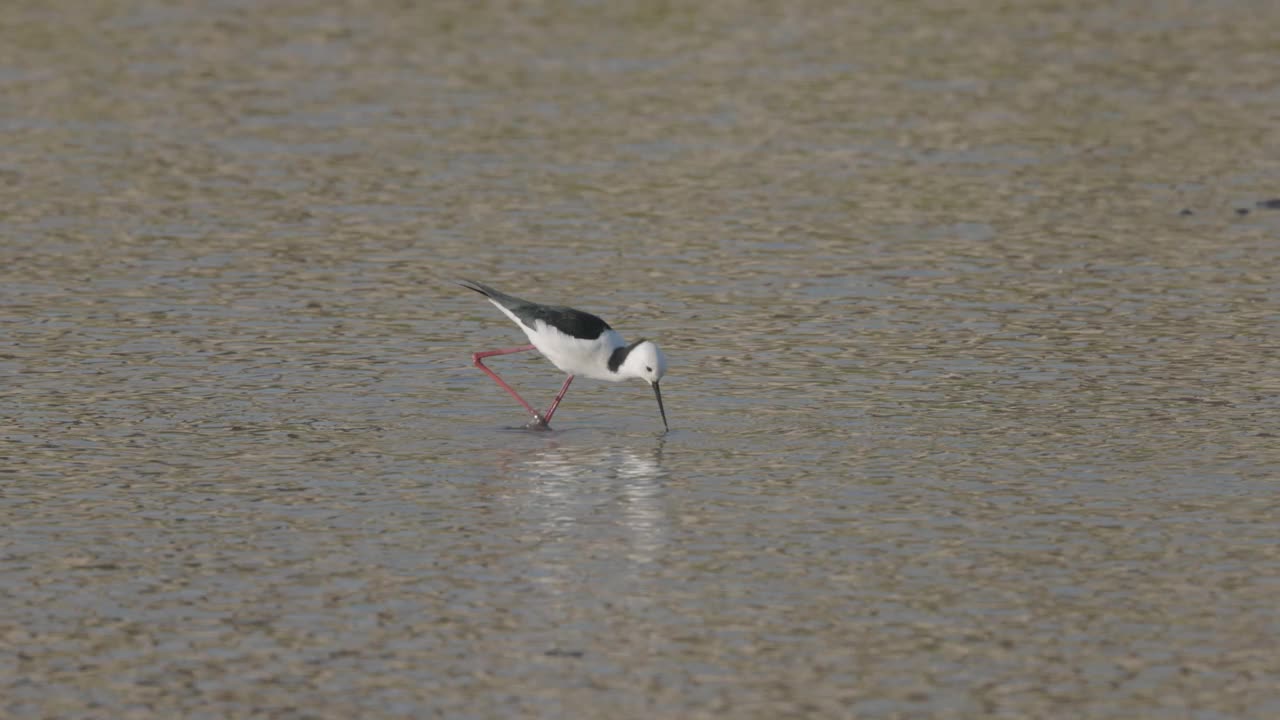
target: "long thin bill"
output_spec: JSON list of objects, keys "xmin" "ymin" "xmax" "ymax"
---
[{"xmin": 652, "ymin": 381, "xmax": 669, "ymax": 431}]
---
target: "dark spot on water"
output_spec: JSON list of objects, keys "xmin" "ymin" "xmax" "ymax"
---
[
  {"xmin": 544, "ymin": 648, "xmax": 584, "ymax": 658},
  {"xmin": 1236, "ymin": 208, "xmax": 1250, "ymax": 216},
  {"xmin": 1256, "ymin": 198, "xmax": 1280, "ymax": 209},
  {"xmin": 1179, "ymin": 208, "xmax": 1194, "ymax": 216}
]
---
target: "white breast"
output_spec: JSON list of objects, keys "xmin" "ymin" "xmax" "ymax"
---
[{"xmin": 528, "ymin": 324, "xmax": 625, "ymax": 380}]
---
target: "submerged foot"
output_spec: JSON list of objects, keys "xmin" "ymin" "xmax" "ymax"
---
[{"xmin": 524, "ymin": 414, "xmax": 552, "ymax": 431}]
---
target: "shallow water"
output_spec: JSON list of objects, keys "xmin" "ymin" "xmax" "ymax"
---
[{"xmin": 3, "ymin": 1, "xmax": 1279, "ymax": 717}]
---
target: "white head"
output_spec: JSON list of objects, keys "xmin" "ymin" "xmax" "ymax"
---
[
  {"xmin": 618, "ymin": 340, "xmax": 669, "ymax": 431},
  {"xmin": 620, "ymin": 340, "xmax": 667, "ymax": 384}
]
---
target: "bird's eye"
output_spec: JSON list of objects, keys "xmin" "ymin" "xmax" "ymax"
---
[{"xmin": 645, "ymin": 366, "xmax": 653, "ymax": 372}]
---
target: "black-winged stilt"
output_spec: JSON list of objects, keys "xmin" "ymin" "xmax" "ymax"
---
[{"xmin": 459, "ymin": 279, "xmax": 668, "ymax": 431}]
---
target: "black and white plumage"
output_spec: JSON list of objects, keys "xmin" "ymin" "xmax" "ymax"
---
[{"xmin": 459, "ymin": 279, "xmax": 669, "ymax": 430}]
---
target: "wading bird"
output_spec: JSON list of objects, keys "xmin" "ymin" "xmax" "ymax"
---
[{"xmin": 459, "ymin": 279, "xmax": 668, "ymax": 431}]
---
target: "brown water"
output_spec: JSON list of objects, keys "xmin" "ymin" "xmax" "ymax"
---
[{"xmin": 3, "ymin": 1, "xmax": 1279, "ymax": 717}]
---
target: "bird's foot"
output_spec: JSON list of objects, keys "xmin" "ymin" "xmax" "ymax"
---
[{"xmin": 524, "ymin": 414, "xmax": 552, "ymax": 431}]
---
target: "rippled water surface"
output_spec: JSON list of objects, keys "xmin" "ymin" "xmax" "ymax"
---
[{"xmin": 4, "ymin": 1, "xmax": 1279, "ymax": 717}]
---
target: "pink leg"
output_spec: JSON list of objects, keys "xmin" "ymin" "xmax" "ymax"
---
[
  {"xmin": 541, "ymin": 375, "xmax": 574, "ymax": 424},
  {"xmin": 472, "ymin": 345, "xmax": 543, "ymax": 421}
]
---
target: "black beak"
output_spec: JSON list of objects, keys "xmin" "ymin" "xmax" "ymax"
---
[{"xmin": 652, "ymin": 381, "xmax": 669, "ymax": 432}]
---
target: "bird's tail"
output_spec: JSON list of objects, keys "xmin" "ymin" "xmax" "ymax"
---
[{"xmin": 457, "ymin": 279, "xmax": 497, "ymax": 298}]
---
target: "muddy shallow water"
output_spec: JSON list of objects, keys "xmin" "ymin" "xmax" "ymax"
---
[{"xmin": 3, "ymin": 1, "xmax": 1279, "ymax": 717}]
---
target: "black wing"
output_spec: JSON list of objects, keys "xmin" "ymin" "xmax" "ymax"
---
[{"xmin": 459, "ymin": 279, "xmax": 612, "ymax": 340}]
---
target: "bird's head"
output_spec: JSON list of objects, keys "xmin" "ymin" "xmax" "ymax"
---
[
  {"xmin": 621, "ymin": 340, "xmax": 669, "ymax": 431},
  {"xmin": 621, "ymin": 340, "xmax": 667, "ymax": 384}
]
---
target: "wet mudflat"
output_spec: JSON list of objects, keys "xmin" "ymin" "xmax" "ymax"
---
[{"xmin": 3, "ymin": 1, "xmax": 1279, "ymax": 717}]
